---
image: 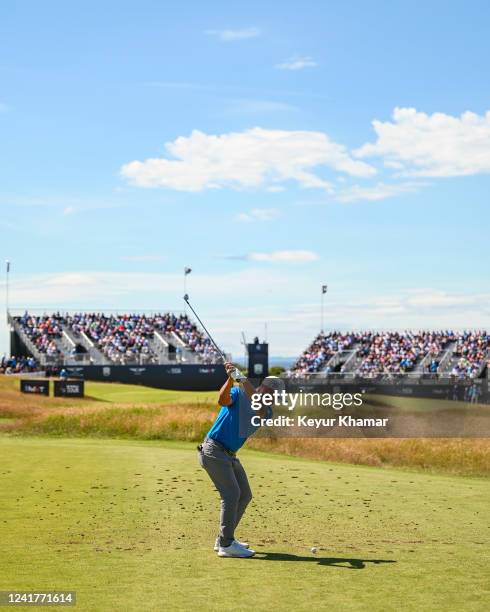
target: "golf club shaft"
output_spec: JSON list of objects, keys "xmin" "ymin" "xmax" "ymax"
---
[{"xmin": 184, "ymin": 299, "xmax": 227, "ymax": 362}]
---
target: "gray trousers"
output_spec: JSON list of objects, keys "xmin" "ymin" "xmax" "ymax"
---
[{"xmin": 198, "ymin": 438, "xmax": 252, "ymax": 547}]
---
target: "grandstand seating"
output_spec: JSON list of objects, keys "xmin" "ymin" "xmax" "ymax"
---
[
  {"xmin": 8, "ymin": 311, "xmax": 490, "ymax": 380},
  {"xmin": 291, "ymin": 330, "xmax": 490, "ymax": 379},
  {"xmin": 15, "ymin": 313, "xmax": 63, "ymax": 357},
  {"xmin": 10, "ymin": 312, "xmax": 223, "ymax": 366},
  {"xmin": 449, "ymin": 331, "xmax": 490, "ymax": 378},
  {"xmin": 291, "ymin": 332, "xmax": 357, "ymax": 375}
]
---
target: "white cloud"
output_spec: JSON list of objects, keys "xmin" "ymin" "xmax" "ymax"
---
[
  {"xmin": 321, "ymin": 289, "xmax": 490, "ymax": 323},
  {"xmin": 2, "ymin": 273, "xmax": 489, "ymax": 356},
  {"xmin": 206, "ymin": 27, "xmax": 260, "ymax": 41},
  {"xmin": 0, "ymin": 268, "xmax": 310, "ymax": 355},
  {"xmin": 404, "ymin": 289, "xmax": 478, "ymax": 308},
  {"xmin": 285, "ymin": 289, "xmax": 490, "ymax": 350},
  {"xmin": 1, "ymin": 268, "xmax": 307, "ymax": 307},
  {"xmin": 249, "ymin": 250, "xmax": 319, "ymax": 263},
  {"xmin": 355, "ymin": 107, "xmax": 490, "ymax": 177},
  {"xmin": 276, "ymin": 56, "xmax": 318, "ymax": 71},
  {"xmin": 336, "ymin": 181, "xmax": 422, "ymax": 203},
  {"xmin": 121, "ymin": 128, "xmax": 376, "ymax": 192},
  {"xmin": 236, "ymin": 208, "xmax": 279, "ymax": 222},
  {"xmin": 63, "ymin": 206, "xmax": 76, "ymax": 215}
]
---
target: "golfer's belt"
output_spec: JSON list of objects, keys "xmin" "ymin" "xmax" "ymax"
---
[{"xmin": 202, "ymin": 437, "xmax": 236, "ymax": 457}]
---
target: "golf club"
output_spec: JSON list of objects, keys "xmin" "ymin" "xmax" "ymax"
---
[{"xmin": 183, "ymin": 294, "xmax": 246, "ymax": 381}]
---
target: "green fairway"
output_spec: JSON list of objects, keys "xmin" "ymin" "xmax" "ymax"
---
[
  {"xmin": 0, "ymin": 437, "xmax": 488, "ymax": 611},
  {"xmin": 0, "ymin": 376, "xmax": 217, "ymax": 405},
  {"xmin": 83, "ymin": 380, "xmax": 216, "ymax": 404}
]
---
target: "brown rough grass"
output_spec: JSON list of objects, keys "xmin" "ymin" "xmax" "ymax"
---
[
  {"xmin": 247, "ymin": 437, "xmax": 490, "ymax": 477},
  {"xmin": 0, "ymin": 395, "xmax": 215, "ymax": 441},
  {"xmin": 1, "ymin": 377, "xmax": 489, "ymax": 476}
]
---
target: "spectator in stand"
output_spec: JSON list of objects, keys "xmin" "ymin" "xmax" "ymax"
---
[
  {"xmin": 290, "ymin": 332, "xmax": 358, "ymax": 376},
  {"xmin": 0, "ymin": 355, "xmax": 39, "ymax": 374},
  {"xmin": 429, "ymin": 359, "xmax": 439, "ymax": 375}
]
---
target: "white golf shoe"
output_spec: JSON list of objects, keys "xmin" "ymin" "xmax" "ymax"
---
[
  {"xmin": 217, "ymin": 541, "xmax": 255, "ymax": 558},
  {"xmin": 214, "ymin": 537, "xmax": 249, "ymax": 552}
]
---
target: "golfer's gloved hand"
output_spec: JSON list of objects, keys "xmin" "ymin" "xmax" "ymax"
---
[
  {"xmin": 224, "ymin": 362, "xmax": 235, "ymax": 376},
  {"xmin": 224, "ymin": 362, "xmax": 246, "ymax": 382}
]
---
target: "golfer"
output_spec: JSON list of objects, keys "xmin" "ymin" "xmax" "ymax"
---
[{"xmin": 197, "ymin": 362, "xmax": 285, "ymax": 558}]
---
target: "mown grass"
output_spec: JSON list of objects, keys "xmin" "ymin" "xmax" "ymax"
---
[
  {"xmin": 1, "ymin": 375, "xmax": 490, "ymax": 476},
  {"xmin": 0, "ymin": 374, "xmax": 216, "ymax": 405},
  {"xmin": 1, "ymin": 437, "xmax": 489, "ymax": 612}
]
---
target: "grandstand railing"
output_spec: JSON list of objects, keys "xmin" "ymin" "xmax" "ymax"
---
[
  {"xmin": 7, "ymin": 308, "xmax": 188, "ymax": 317},
  {"xmin": 436, "ymin": 343, "xmax": 457, "ymax": 373},
  {"xmin": 289, "ymin": 371, "xmax": 486, "ymax": 383}
]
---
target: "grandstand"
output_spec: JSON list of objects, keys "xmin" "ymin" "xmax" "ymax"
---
[
  {"xmin": 290, "ymin": 330, "xmax": 490, "ymax": 380},
  {"xmin": 7, "ymin": 311, "xmax": 490, "ymax": 381},
  {"xmin": 8, "ymin": 311, "xmax": 226, "ymax": 368}
]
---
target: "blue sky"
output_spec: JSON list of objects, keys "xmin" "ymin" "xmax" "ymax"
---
[{"xmin": 1, "ymin": 0, "xmax": 490, "ymax": 356}]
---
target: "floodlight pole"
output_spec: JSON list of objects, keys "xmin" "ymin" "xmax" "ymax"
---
[
  {"xmin": 5, "ymin": 260, "xmax": 10, "ymax": 324},
  {"xmin": 321, "ymin": 290, "xmax": 323, "ymax": 333},
  {"xmin": 321, "ymin": 284, "xmax": 327, "ymax": 333},
  {"xmin": 183, "ymin": 267, "xmax": 192, "ymax": 314}
]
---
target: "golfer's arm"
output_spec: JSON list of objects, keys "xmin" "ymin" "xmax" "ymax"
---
[{"xmin": 218, "ymin": 377, "xmax": 234, "ymax": 406}]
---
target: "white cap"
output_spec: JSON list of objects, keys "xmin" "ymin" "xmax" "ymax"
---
[{"xmin": 261, "ymin": 376, "xmax": 285, "ymax": 392}]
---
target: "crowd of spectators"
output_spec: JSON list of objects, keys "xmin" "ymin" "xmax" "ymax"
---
[
  {"xmin": 291, "ymin": 332, "xmax": 357, "ymax": 375},
  {"xmin": 355, "ymin": 331, "xmax": 454, "ymax": 377},
  {"xmin": 450, "ymin": 331, "xmax": 490, "ymax": 379},
  {"xmin": 13, "ymin": 312, "xmax": 490, "ymax": 377},
  {"xmin": 15, "ymin": 313, "xmax": 62, "ymax": 356},
  {"xmin": 291, "ymin": 330, "xmax": 489, "ymax": 379},
  {"xmin": 0, "ymin": 355, "xmax": 39, "ymax": 374},
  {"xmin": 65, "ymin": 313, "xmax": 156, "ymax": 364},
  {"xmin": 153, "ymin": 313, "xmax": 220, "ymax": 362},
  {"xmin": 13, "ymin": 312, "xmax": 222, "ymax": 365}
]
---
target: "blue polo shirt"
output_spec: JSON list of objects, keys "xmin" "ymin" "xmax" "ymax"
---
[{"xmin": 206, "ymin": 386, "xmax": 268, "ymax": 453}]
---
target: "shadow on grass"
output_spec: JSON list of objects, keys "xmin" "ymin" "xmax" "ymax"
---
[
  {"xmin": 75, "ymin": 395, "xmax": 113, "ymax": 403},
  {"xmin": 254, "ymin": 552, "xmax": 396, "ymax": 569}
]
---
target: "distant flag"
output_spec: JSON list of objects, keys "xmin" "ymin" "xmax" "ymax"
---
[
  {"xmin": 322, "ymin": 284, "xmax": 328, "ymax": 294},
  {"xmin": 184, "ymin": 267, "xmax": 192, "ymax": 275},
  {"xmin": 6, "ymin": 261, "xmax": 10, "ymax": 273}
]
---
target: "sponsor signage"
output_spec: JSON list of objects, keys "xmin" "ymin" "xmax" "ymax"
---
[
  {"xmin": 16, "ymin": 363, "xmax": 230, "ymax": 391},
  {"xmin": 129, "ymin": 368, "xmax": 146, "ymax": 376},
  {"xmin": 20, "ymin": 379, "xmax": 50, "ymax": 396},
  {"xmin": 53, "ymin": 380, "xmax": 85, "ymax": 398},
  {"xmin": 65, "ymin": 367, "xmax": 84, "ymax": 379}
]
